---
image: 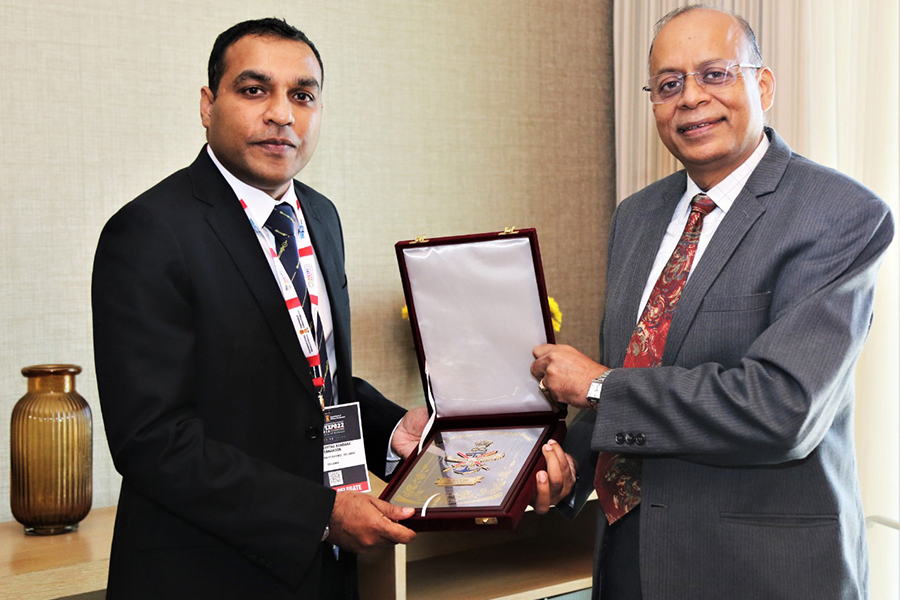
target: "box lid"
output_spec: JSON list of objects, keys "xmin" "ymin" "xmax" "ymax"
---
[{"xmin": 396, "ymin": 229, "xmax": 561, "ymax": 422}]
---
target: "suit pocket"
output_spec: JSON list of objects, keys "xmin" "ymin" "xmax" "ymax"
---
[
  {"xmin": 713, "ymin": 511, "xmax": 846, "ymax": 598},
  {"xmin": 719, "ymin": 511, "xmax": 838, "ymax": 528},
  {"xmin": 680, "ymin": 292, "xmax": 772, "ymax": 367},
  {"xmin": 699, "ymin": 291, "xmax": 771, "ymax": 313}
]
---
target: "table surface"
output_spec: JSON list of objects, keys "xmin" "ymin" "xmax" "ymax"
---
[
  {"xmin": 1, "ymin": 483, "xmax": 593, "ymax": 600},
  {"xmin": 0, "ymin": 507, "xmax": 115, "ymax": 600},
  {"xmin": 0, "ymin": 480, "xmax": 387, "ymax": 599}
]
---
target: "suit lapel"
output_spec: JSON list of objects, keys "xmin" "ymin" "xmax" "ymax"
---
[
  {"xmin": 297, "ymin": 188, "xmax": 343, "ymax": 302},
  {"xmin": 661, "ymin": 190, "xmax": 766, "ymax": 364},
  {"xmin": 661, "ymin": 129, "xmax": 791, "ymax": 365},
  {"xmin": 606, "ymin": 176, "xmax": 686, "ymax": 368},
  {"xmin": 189, "ymin": 150, "xmax": 318, "ymax": 397},
  {"xmin": 297, "ymin": 185, "xmax": 353, "ymax": 395}
]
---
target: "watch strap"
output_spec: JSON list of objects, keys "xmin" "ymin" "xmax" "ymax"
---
[{"xmin": 586, "ymin": 370, "xmax": 613, "ymax": 410}]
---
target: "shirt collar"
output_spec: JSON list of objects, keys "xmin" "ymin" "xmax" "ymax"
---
[
  {"xmin": 206, "ymin": 145, "xmax": 299, "ymax": 228},
  {"xmin": 684, "ymin": 133, "xmax": 770, "ymax": 214}
]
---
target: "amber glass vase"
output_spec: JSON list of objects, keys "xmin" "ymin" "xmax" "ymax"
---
[{"xmin": 10, "ymin": 364, "xmax": 93, "ymax": 535}]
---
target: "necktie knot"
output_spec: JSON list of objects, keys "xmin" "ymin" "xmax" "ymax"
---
[
  {"xmin": 265, "ymin": 203, "xmax": 297, "ymax": 243},
  {"xmin": 264, "ymin": 203, "xmax": 300, "ymax": 279},
  {"xmin": 690, "ymin": 193, "xmax": 717, "ymax": 216}
]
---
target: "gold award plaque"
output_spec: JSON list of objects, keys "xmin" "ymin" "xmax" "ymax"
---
[{"xmin": 388, "ymin": 427, "xmax": 545, "ymax": 509}]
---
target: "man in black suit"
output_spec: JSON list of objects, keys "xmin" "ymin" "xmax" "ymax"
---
[{"xmin": 92, "ymin": 18, "xmax": 427, "ymax": 599}]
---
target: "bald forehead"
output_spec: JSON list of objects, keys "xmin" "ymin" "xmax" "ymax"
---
[{"xmin": 649, "ymin": 9, "xmax": 752, "ymax": 73}]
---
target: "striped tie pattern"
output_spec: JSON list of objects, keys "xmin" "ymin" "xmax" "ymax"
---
[{"xmin": 265, "ymin": 203, "xmax": 334, "ymax": 407}]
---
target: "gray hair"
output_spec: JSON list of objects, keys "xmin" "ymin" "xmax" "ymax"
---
[{"xmin": 648, "ymin": 4, "xmax": 763, "ymax": 69}]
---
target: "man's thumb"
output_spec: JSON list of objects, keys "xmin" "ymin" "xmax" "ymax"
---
[{"xmin": 377, "ymin": 499, "xmax": 415, "ymax": 521}]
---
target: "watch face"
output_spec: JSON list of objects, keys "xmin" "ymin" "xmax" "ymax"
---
[{"xmin": 588, "ymin": 381, "xmax": 602, "ymax": 400}]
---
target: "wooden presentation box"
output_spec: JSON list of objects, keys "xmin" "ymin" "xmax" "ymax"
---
[{"xmin": 379, "ymin": 228, "xmax": 567, "ymax": 531}]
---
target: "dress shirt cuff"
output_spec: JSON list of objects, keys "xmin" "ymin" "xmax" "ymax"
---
[{"xmin": 384, "ymin": 419, "xmax": 403, "ymax": 476}]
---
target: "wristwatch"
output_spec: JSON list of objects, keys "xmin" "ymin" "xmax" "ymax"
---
[{"xmin": 586, "ymin": 370, "xmax": 613, "ymax": 411}]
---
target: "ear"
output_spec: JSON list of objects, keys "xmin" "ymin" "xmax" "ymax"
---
[
  {"xmin": 200, "ymin": 86, "xmax": 215, "ymax": 129},
  {"xmin": 757, "ymin": 66, "xmax": 775, "ymax": 112}
]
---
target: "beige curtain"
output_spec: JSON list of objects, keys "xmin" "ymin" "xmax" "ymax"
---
[
  {"xmin": 808, "ymin": 3, "xmax": 900, "ymax": 599},
  {"xmin": 614, "ymin": 1, "xmax": 899, "ymax": 597}
]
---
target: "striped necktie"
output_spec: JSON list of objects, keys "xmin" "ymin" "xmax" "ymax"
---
[{"xmin": 265, "ymin": 203, "xmax": 334, "ymax": 407}]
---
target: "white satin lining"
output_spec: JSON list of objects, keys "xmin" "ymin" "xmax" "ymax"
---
[{"xmin": 403, "ymin": 237, "xmax": 553, "ymax": 419}]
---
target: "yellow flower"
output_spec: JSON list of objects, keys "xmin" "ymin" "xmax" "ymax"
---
[
  {"xmin": 548, "ymin": 296, "xmax": 562, "ymax": 333},
  {"xmin": 401, "ymin": 305, "xmax": 409, "ymax": 320}
]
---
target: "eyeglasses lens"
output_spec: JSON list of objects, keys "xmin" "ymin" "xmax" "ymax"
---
[{"xmin": 647, "ymin": 61, "xmax": 739, "ymax": 104}]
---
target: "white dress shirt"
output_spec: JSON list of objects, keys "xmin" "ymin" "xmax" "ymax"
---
[
  {"xmin": 206, "ymin": 146, "xmax": 340, "ymax": 401},
  {"xmin": 634, "ymin": 135, "xmax": 770, "ymax": 321}
]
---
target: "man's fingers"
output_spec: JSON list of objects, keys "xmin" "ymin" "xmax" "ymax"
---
[
  {"xmin": 373, "ymin": 497, "xmax": 415, "ymax": 522},
  {"xmin": 371, "ymin": 497, "xmax": 417, "ymax": 545},
  {"xmin": 532, "ymin": 470, "xmax": 551, "ymax": 514},
  {"xmin": 532, "ymin": 343, "xmax": 554, "ymax": 359},
  {"xmin": 565, "ymin": 453, "xmax": 577, "ymax": 479},
  {"xmin": 329, "ymin": 494, "xmax": 418, "ymax": 553},
  {"xmin": 378, "ymin": 518, "xmax": 417, "ymax": 545},
  {"xmin": 530, "ymin": 357, "xmax": 546, "ymax": 380},
  {"xmin": 542, "ymin": 441, "xmax": 564, "ymax": 496}
]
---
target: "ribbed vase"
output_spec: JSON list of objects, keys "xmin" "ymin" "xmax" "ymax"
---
[{"xmin": 10, "ymin": 364, "xmax": 93, "ymax": 535}]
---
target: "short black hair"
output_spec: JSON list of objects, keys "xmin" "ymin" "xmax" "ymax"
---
[{"xmin": 207, "ymin": 17, "xmax": 324, "ymax": 97}]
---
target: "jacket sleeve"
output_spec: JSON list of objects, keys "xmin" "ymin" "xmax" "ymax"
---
[
  {"xmin": 353, "ymin": 377, "xmax": 407, "ymax": 480},
  {"xmin": 592, "ymin": 188, "xmax": 894, "ymax": 467}
]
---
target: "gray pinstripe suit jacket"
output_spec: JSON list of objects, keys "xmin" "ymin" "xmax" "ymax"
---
[{"xmin": 562, "ymin": 128, "xmax": 894, "ymax": 600}]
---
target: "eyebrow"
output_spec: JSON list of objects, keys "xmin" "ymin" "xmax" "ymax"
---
[
  {"xmin": 294, "ymin": 77, "xmax": 321, "ymax": 91},
  {"xmin": 232, "ymin": 70, "xmax": 270, "ymax": 86},
  {"xmin": 652, "ymin": 58, "xmax": 728, "ymax": 76},
  {"xmin": 232, "ymin": 70, "xmax": 320, "ymax": 90}
]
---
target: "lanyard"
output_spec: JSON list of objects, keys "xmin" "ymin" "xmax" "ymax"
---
[{"xmin": 240, "ymin": 198, "xmax": 329, "ymax": 407}]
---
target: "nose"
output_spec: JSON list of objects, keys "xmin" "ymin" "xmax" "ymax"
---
[
  {"xmin": 264, "ymin": 94, "xmax": 294, "ymax": 127},
  {"xmin": 678, "ymin": 74, "xmax": 710, "ymax": 109}
]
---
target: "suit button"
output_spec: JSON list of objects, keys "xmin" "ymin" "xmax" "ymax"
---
[
  {"xmin": 306, "ymin": 426, "xmax": 320, "ymax": 439},
  {"xmin": 625, "ymin": 433, "xmax": 635, "ymax": 445},
  {"xmin": 615, "ymin": 433, "xmax": 626, "ymax": 445},
  {"xmin": 635, "ymin": 433, "xmax": 646, "ymax": 445}
]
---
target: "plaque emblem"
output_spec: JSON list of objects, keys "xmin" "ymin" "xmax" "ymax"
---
[{"xmin": 441, "ymin": 440, "xmax": 506, "ymax": 476}]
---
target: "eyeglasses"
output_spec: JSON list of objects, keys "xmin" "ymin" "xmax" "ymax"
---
[{"xmin": 643, "ymin": 60, "xmax": 762, "ymax": 104}]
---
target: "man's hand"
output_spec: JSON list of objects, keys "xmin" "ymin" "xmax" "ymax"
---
[
  {"xmin": 531, "ymin": 439, "xmax": 577, "ymax": 514},
  {"xmin": 391, "ymin": 406, "xmax": 429, "ymax": 460},
  {"xmin": 531, "ymin": 343, "xmax": 609, "ymax": 410},
  {"xmin": 326, "ymin": 492, "xmax": 416, "ymax": 553}
]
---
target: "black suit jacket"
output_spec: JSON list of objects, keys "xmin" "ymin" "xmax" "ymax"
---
[{"xmin": 92, "ymin": 148, "xmax": 405, "ymax": 599}]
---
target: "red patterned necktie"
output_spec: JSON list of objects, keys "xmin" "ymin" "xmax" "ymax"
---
[{"xmin": 594, "ymin": 193, "xmax": 717, "ymax": 525}]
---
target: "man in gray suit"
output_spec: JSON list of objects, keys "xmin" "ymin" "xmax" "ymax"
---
[{"xmin": 531, "ymin": 6, "xmax": 893, "ymax": 599}]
